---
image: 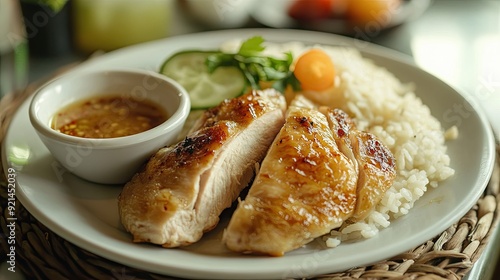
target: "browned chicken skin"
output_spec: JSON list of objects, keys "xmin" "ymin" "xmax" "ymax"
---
[
  {"xmin": 224, "ymin": 102, "xmax": 396, "ymax": 256},
  {"xmin": 118, "ymin": 89, "xmax": 286, "ymax": 247},
  {"xmin": 320, "ymin": 107, "xmax": 396, "ymax": 222},
  {"xmin": 224, "ymin": 105, "xmax": 358, "ymax": 256}
]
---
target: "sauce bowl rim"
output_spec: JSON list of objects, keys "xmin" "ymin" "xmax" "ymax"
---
[{"xmin": 28, "ymin": 68, "xmax": 191, "ymax": 149}]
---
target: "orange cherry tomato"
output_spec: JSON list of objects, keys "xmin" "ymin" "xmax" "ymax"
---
[{"xmin": 294, "ymin": 49, "xmax": 335, "ymax": 91}]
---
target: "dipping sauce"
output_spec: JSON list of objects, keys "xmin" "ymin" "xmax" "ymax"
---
[{"xmin": 52, "ymin": 95, "xmax": 168, "ymax": 138}]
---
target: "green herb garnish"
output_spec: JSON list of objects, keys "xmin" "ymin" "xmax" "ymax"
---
[{"xmin": 206, "ymin": 36, "xmax": 301, "ymax": 93}]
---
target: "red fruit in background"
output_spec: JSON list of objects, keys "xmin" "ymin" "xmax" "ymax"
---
[{"xmin": 288, "ymin": 0, "xmax": 335, "ymax": 20}]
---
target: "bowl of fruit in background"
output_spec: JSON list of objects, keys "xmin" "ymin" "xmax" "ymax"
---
[{"xmin": 250, "ymin": 0, "xmax": 431, "ymax": 36}]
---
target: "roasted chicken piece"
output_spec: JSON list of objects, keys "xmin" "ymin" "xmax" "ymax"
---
[
  {"xmin": 224, "ymin": 105, "xmax": 358, "ymax": 256},
  {"xmin": 118, "ymin": 89, "xmax": 286, "ymax": 247},
  {"xmin": 320, "ymin": 107, "xmax": 396, "ymax": 222},
  {"xmin": 321, "ymin": 107, "xmax": 358, "ymax": 171}
]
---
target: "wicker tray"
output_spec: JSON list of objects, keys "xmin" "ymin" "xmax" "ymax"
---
[{"xmin": 1, "ymin": 71, "xmax": 499, "ymax": 280}]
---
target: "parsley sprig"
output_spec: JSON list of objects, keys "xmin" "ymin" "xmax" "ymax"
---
[{"xmin": 205, "ymin": 36, "xmax": 301, "ymax": 93}]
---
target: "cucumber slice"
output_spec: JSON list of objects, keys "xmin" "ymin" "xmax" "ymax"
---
[{"xmin": 159, "ymin": 51, "xmax": 246, "ymax": 109}]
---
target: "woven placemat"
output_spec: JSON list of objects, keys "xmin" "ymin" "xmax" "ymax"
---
[{"xmin": 1, "ymin": 70, "xmax": 499, "ymax": 280}]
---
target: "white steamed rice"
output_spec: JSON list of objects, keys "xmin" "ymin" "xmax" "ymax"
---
[{"xmin": 220, "ymin": 40, "xmax": 456, "ymax": 246}]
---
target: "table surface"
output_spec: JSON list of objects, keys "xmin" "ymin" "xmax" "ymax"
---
[{"xmin": 20, "ymin": 0, "xmax": 500, "ymax": 279}]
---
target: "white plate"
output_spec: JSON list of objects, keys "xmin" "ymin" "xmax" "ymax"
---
[{"xmin": 2, "ymin": 29, "xmax": 496, "ymax": 279}]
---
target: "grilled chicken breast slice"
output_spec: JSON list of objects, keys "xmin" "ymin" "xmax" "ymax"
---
[
  {"xmin": 224, "ymin": 106, "xmax": 358, "ymax": 256},
  {"xmin": 320, "ymin": 108, "xmax": 358, "ymax": 171},
  {"xmin": 118, "ymin": 89, "xmax": 286, "ymax": 247},
  {"xmin": 348, "ymin": 130, "xmax": 397, "ymax": 221},
  {"xmin": 321, "ymin": 107, "xmax": 396, "ymax": 222}
]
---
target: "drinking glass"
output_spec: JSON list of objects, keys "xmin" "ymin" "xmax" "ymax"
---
[{"xmin": 73, "ymin": 0, "xmax": 172, "ymax": 54}]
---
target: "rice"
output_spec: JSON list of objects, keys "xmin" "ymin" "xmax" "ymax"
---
[
  {"xmin": 318, "ymin": 45, "xmax": 455, "ymax": 242},
  {"xmin": 221, "ymin": 40, "xmax": 456, "ymax": 245}
]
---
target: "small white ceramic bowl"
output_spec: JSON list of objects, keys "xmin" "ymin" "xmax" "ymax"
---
[{"xmin": 29, "ymin": 69, "xmax": 190, "ymax": 184}]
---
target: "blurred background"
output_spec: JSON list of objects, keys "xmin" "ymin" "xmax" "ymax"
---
[{"xmin": 1, "ymin": 0, "xmax": 500, "ymax": 278}]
